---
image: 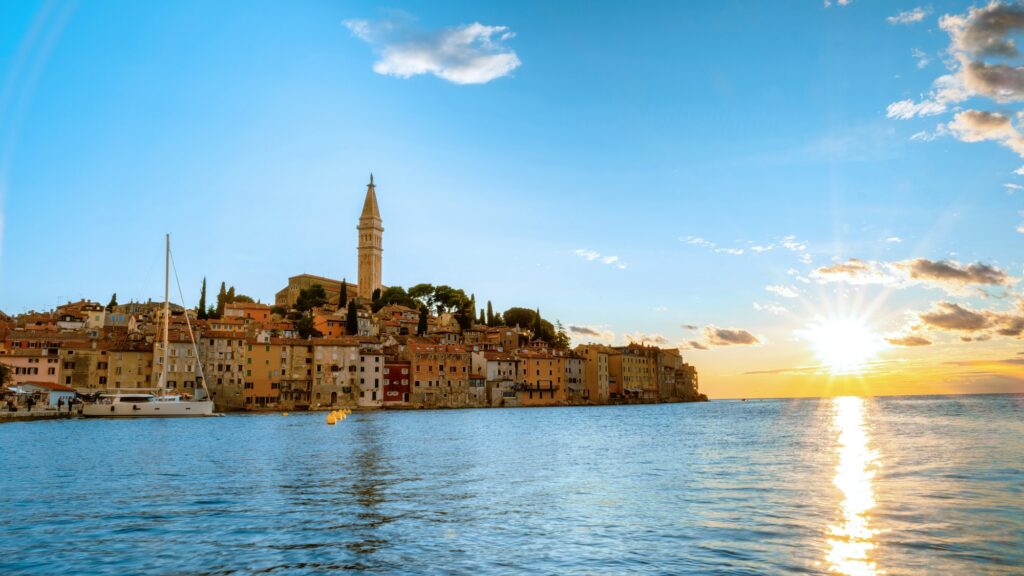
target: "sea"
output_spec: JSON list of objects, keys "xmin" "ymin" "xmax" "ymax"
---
[{"xmin": 0, "ymin": 395, "xmax": 1021, "ymax": 575}]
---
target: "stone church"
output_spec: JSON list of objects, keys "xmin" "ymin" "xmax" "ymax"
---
[{"xmin": 274, "ymin": 176, "xmax": 383, "ymax": 308}]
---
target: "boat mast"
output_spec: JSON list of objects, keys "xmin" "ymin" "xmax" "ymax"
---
[{"xmin": 160, "ymin": 233, "xmax": 170, "ymax": 391}]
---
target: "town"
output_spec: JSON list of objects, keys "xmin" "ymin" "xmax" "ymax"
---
[{"xmin": 0, "ymin": 177, "xmax": 704, "ymax": 415}]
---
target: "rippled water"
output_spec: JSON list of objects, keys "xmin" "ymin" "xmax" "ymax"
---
[{"xmin": 0, "ymin": 395, "xmax": 1021, "ymax": 574}]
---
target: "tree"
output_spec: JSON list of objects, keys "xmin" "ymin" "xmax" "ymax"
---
[
  {"xmin": 227, "ymin": 286, "xmax": 236, "ymax": 303},
  {"xmin": 346, "ymin": 300, "xmax": 359, "ymax": 335},
  {"xmin": 486, "ymin": 301, "xmax": 494, "ymax": 326},
  {"xmin": 296, "ymin": 315, "xmax": 322, "ymax": 339},
  {"xmin": 479, "ymin": 309, "xmax": 486, "ymax": 325},
  {"xmin": 339, "ymin": 279, "xmax": 348, "ymax": 308},
  {"xmin": 232, "ymin": 294, "xmax": 255, "ymax": 304},
  {"xmin": 417, "ymin": 305, "xmax": 428, "ymax": 336},
  {"xmin": 493, "ymin": 311, "xmax": 504, "ymax": 326},
  {"xmin": 533, "ymin": 308, "xmax": 543, "ymax": 336},
  {"xmin": 503, "ymin": 307, "xmax": 536, "ymax": 329},
  {"xmin": 295, "ymin": 284, "xmax": 328, "ymax": 313},
  {"xmin": 197, "ymin": 278, "xmax": 208, "ymax": 320},
  {"xmin": 372, "ymin": 286, "xmax": 418, "ymax": 312},
  {"xmin": 106, "ymin": 293, "xmax": 118, "ymax": 312},
  {"xmin": 553, "ymin": 320, "xmax": 571, "ymax": 349},
  {"xmin": 408, "ymin": 283, "xmax": 435, "ymax": 309},
  {"xmin": 215, "ymin": 282, "xmax": 227, "ymax": 318},
  {"xmin": 372, "ymin": 288, "xmax": 381, "ymax": 302}
]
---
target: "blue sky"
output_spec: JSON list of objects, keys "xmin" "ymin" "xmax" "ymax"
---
[{"xmin": 2, "ymin": 1, "xmax": 1023, "ymax": 397}]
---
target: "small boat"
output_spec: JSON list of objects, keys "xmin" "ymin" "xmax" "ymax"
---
[{"xmin": 83, "ymin": 234, "xmax": 215, "ymax": 418}]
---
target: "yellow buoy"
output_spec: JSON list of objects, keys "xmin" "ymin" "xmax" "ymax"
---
[{"xmin": 282, "ymin": 412, "xmax": 289, "ymax": 416}]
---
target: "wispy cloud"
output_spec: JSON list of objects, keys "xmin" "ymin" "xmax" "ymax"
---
[
  {"xmin": 765, "ymin": 284, "xmax": 800, "ymax": 298},
  {"xmin": 625, "ymin": 332, "xmax": 668, "ymax": 346},
  {"xmin": 568, "ymin": 324, "xmax": 615, "ymax": 343},
  {"xmin": 885, "ymin": 236, "xmax": 903, "ymax": 243},
  {"xmin": 888, "ymin": 7, "xmax": 929, "ymax": 25},
  {"xmin": 811, "ymin": 257, "xmax": 1015, "ymax": 294},
  {"xmin": 344, "ymin": 17, "xmax": 521, "ymax": 84},
  {"xmin": 753, "ymin": 302, "xmax": 789, "ymax": 315},
  {"xmin": 911, "ymin": 48, "xmax": 931, "ymax": 69},
  {"xmin": 886, "ymin": 334, "xmax": 932, "ymax": 346},
  {"xmin": 573, "ymin": 248, "xmax": 626, "ymax": 269}
]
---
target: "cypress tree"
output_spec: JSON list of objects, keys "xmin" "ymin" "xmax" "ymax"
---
[
  {"xmin": 372, "ymin": 288, "xmax": 381, "ymax": 302},
  {"xmin": 197, "ymin": 278, "xmax": 207, "ymax": 320},
  {"xmin": 533, "ymin": 308, "xmax": 543, "ymax": 337},
  {"xmin": 339, "ymin": 279, "xmax": 348, "ymax": 308},
  {"xmin": 417, "ymin": 305, "xmax": 428, "ymax": 336},
  {"xmin": 346, "ymin": 300, "xmax": 359, "ymax": 335},
  {"xmin": 215, "ymin": 282, "xmax": 227, "ymax": 318},
  {"xmin": 486, "ymin": 301, "xmax": 494, "ymax": 326},
  {"xmin": 106, "ymin": 293, "xmax": 118, "ymax": 312},
  {"xmin": 479, "ymin": 308, "xmax": 486, "ymax": 325}
]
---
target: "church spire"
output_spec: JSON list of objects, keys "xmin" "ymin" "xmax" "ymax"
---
[{"xmin": 361, "ymin": 174, "xmax": 380, "ymax": 220}]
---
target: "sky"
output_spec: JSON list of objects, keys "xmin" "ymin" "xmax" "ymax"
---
[{"xmin": 1, "ymin": 0, "xmax": 1023, "ymax": 399}]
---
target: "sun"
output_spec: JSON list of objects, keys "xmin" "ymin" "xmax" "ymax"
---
[{"xmin": 804, "ymin": 317, "xmax": 882, "ymax": 375}]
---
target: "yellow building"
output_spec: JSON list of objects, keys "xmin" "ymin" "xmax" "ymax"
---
[
  {"xmin": 243, "ymin": 338, "xmax": 284, "ymax": 409},
  {"xmin": 107, "ymin": 342, "xmax": 153, "ymax": 390},
  {"xmin": 517, "ymin": 350, "xmax": 566, "ymax": 406},
  {"xmin": 574, "ymin": 344, "xmax": 612, "ymax": 404}
]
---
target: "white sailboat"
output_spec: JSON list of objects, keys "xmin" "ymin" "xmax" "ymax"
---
[{"xmin": 83, "ymin": 234, "xmax": 216, "ymax": 418}]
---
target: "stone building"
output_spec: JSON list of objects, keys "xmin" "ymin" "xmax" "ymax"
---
[{"xmin": 357, "ymin": 175, "xmax": 383, "ymax": 301}]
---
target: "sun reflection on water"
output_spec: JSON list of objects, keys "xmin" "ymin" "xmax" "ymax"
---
[{"xmin": 826, "ymin": 397, "xmax": 882, "ymax": 576}]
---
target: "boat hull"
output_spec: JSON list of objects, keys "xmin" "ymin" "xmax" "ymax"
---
[{"xmin": 82, "ymin": 400, "xmax": 215, "ymax": 418}]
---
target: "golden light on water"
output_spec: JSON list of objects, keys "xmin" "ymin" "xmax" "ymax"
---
[{"xmin": 826, "ymin": 397, "xmax": 882, "ymax": 576}]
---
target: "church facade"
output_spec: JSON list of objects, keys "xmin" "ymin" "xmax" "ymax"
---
[{"xmin": 274, "ymin": 176, "xmax": 383, "ymax": 308}]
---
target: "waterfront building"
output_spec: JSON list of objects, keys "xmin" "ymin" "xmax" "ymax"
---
[
  {"xmin": 59, "ymin": 340, "xmax": 110, "ymax": 391},
  {"xmin": 357, "ymin": 347, "xmax": 384, "ymax": 407},
  {"xmin": 154, "ymin": 331, "xmax": 200, "ymax": 394},
  {"xmin": 107, "ymin": 342, "xmax": 153, "ymax": 390},
  {"xmin": 242, "ymin": 338, "xmax": 284, "ymax": 409},
  {"xmin": 574, "ymin": 344, "xmax": 611, "ymax": 404},
  {"xmin": 311, "ymin": 338, "xmax": 361, "ymax": 407},
  {"xmin": 613, "ymin": 344, "xmax": 659, "ymax": 401},
  {"xmin": 383, "ymin": 360, "xmax": 411, "ymax": 405},
  {"xmin": 200, "ymin": 331, "xmax": 247, "ymax": 411},
  {"xmin": 0, "ymin": 349, "xmax": 61, "ymax": 387},
  {"xmin": 406, "ymin": 338, "xmax": 470, "ymax": 408},
  {"xmin": 658, "ymin": 348, "xmax": 683, "ymax": 401},
  {"xmin": 517, "ymin": 349, "xmax": 566, "ymax": 406}
]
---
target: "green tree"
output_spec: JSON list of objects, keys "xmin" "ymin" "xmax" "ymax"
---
[
  {"xmin": 232, "ymin": 294, "xmax": 255, "ymax": 304},
  {"xmin": 408, "ymin": 283, "xmax": 435, "ymax": 309},
  {"xmin": 417, "ymin": 304, "xmax": 428, "ymax": 336},
  {"xmin": 372, "ymin": 286, "xmax": 417, "ymax": 312},
  {"xmin": 493, "ymin": 311, "xmax": 504, "ymax": 326},
  {"xmin": 479, "ymin": 308, "xmax": 486, "ymax": 325},
  {"xmin": 215, "ymin": 282, "xmax": 227, "ymax": 318},
  {"xmin": 227, "ymin": 286, "xmax": 236, "ymax": 303},
  {"xmin": 346, "ymin": 300, "xmax": 359, "ymax": 335},
  {"xmin": 503, "ymin": 307, "xmax": 536, "ymax": 329},
  {"xmin": 533, "ymin": 308, "xmax": 543, "ymax": 336},
  {"xmin": 486, "ymin": 301, "xmax": 494, "ymax": 326},
  {"xmin": 553, "ymin": 320, "xmax": 570, "ymax": 349},
  {"xmin": 197, "ymin": 278, "xmax": 207, "ymax": 320},
  {"xmin": 372, "ymin": 288, "xmax": 381, "ymax": 302},
  {"xmin": 295, "ymin": 284, "xmax": 328, "ymax": 312},
  {"xmin": 339, "ymin": 279, "xmax": 348, "ymax": 308},
  {"xmin": 295, "ymin": 315, "xmax": 323, "ymax": 339},
  {"xmin": 106, "ymin": 293, "xmax": 118, "ymax": 312}
]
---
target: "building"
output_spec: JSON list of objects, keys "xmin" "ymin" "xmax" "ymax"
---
[
  {"xmin": 0, "ymin": 349, "xmax": 61, "ymax": 387},
  {"xmin": 575, "ymin": 344, "xmax": 610, "ymax": 404},
  {"xmin": 223, "ymin": 302, "xmax": 272, "ymax": 323},
  {"xmin": 613, "ymin": 344, "xmax": 659, "ymax": 401},
  {"xmin": 383, "ymin": 360, "xmax": 411, "ymax": 405},
  {"xmin": 356, "ymin": 347, "xmax": 384, "ymax": 407},
  {"xmin": 311, "ymin": 338, "xmax": 361, "ymax": 408},
  {"xmin": 60, "ymin": 340, "xmax": 110, "ymax": 391},
  {"xmin": 274, "ymin": 274, "xmax": 358, "ymax": 309},
  {"xmin": 242, "ymin": 338, "xmax": 283, "ymax": 409},
  {"xmin": 154, "ymin": 332, "xmax": 201, "ymax": 395},
  {"xmin": 107, "ymin": 341, "xmax": 153, "ymax": 390},
  {"xmin": 406, "ymin": 338, "xmax": 470, "ymax": 408},
  {"xmin": 517, "ymin": 349, "xmax": 566, "ymax": 406},
  {"xmin": 201, "ymin": 332, "xmax": 247, "ymax": 411},
  {"xmin": 18, "ymin": 382, "xmax": 77, "ymax": 407},
  {"xmin": 357, "ymin": 174, "xmax": 383, "ymax": 301}
]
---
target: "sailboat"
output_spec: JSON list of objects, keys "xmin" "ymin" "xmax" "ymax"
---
[{"xmin": 83, "ymin": 234, "xmax": 216, "ymax": 418}]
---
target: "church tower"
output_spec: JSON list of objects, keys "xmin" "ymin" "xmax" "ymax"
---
[{"xmin": 357, "ymin": 174, "xmax": 383, "ymax": 300}]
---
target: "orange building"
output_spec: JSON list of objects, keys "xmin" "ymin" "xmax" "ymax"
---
[
  {"xmin": 243, "ymin": 338, "xmax": 284, "ymax": 409},
  {"xmin": 517, "ymin": 350, "xmax": 566, "ymax": 406},
  {"xmin": 405, "ymin": 337, "xmax": 470, "ymax": 408},
  {"xmin": 224, "ymin": 302, "xmax": 273, "ymax": 324}
]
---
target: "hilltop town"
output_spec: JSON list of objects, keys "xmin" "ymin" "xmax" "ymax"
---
[{"xmin": 0, "ymin": 177, "xmax": 704, "ymax": 412}]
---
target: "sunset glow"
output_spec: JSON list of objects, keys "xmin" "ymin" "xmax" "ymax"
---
[{"xmin": 804, "ymin": 319, "xmax": 882, "ymax": 376}]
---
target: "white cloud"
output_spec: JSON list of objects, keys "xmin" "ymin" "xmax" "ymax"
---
[
  {"xmin": 715, "ymin": 247, "xmax": 744, "ymax": 255},
  {"xmin": 753, "ymin": 302, "xmax": 789, "ymax": 315},
  {"xmin": 948, "ymin": 110, "xmax": 1024, "ymax": 158},
  {"xmin": 886, "ymin": 74, "xmax": 968, "ymax": 120},
  {"xmin": 799, "ymin": 253, "xmax": 813, "ymax": 264},
  {"xmin": 911, "ymin": 48, "xmax": 931, "ymax": 69},
  {"xmin": 683, "ymin": 236, "xmax": 715, "ymax": 248},
  {"xmin": 751, "ymin": 245, "xmax": 774, "ymax": 253},
  {"xmin": 766, "ymin": 284, "xmax": 800, "ymax": 298},
  {"xmin": 1014, "ymin": 165, "xmax": 1024, "ymax": 175},
  {"xmin": 780, "ymin": 235, "xmax": 806, "ymax": 252},
  {"xmin": 885, "ymin": 236, "xmax": 903, "ymax": 243},
  {"xmin": 888, "ymin": 7, "xmax": 929, "ymax": 25},
  {"xmin": 574, "ymin": 248, "xmax": 626, "ymax": 269},
  {"xmin": 344, "ymin": 18, "xmax": 521, "ymax": 85},
  {"xmin": 1005, "ymin": 183, "xmax": 1024, "ymax": 192}
]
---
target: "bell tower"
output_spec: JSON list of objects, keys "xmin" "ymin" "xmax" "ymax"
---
[{"xmin": 357, "ymin": 174, "xmax": 383, "ymax": 300}]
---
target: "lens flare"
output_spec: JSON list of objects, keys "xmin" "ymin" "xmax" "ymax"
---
[{"xmin": 804, "ymin": 318, "xmax": 882, "ymax": 375}]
